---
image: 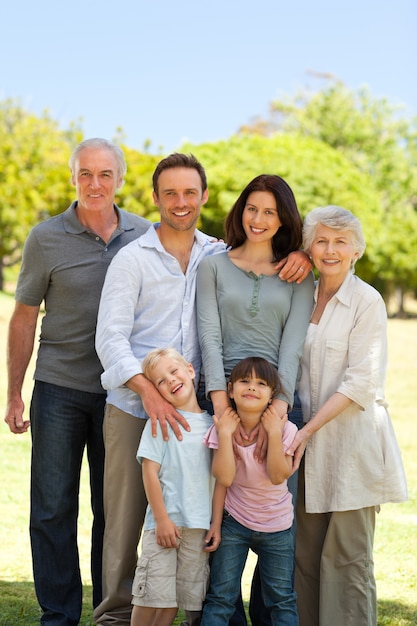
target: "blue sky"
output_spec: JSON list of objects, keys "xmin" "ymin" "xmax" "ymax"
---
[{"xmin": 2, "ymin": 0, "xmax": 416, "ymax": 153}]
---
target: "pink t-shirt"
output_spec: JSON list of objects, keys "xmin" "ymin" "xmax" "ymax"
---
[{"xmin": 204, "ymin": 421, "xmax": 297, "ymax": 532}]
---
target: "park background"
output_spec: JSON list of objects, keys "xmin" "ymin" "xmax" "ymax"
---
[{"xmin": 1, "ymin": 0, "xmax": 416, "ymax": 624}]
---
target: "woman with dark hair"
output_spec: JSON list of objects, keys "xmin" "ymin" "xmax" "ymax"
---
[
  {"xmin": 197, "ymin": 174, "xmax": 313, "ymax": 429},
  {"xmin": 196, "ymin": 174, "xmax": 314, "ymax": 625},
  {"xmin": 225, "ymin": 175, "xmax": 303, "ymax": 261}
]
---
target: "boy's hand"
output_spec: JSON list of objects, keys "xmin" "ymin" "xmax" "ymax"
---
[{"xmin": 155, "ymin": 517, "xmax": 182, "ymax": 548}]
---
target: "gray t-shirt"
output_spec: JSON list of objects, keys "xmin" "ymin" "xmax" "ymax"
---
[{"xmin": 15, "ymin": 202, "xmax": 150, "ymax": 393}]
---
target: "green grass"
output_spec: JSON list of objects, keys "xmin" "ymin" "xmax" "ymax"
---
[{"xmin": 0, "ymin": 291, "xmax": 416, "ymax": 625}]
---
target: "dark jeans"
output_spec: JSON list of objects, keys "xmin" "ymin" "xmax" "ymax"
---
[
  {"xmin": 230, "ymin": 394, "xmax": 303, "ymax": 626},
  {"xmin": 202, "ymin": 513, "xmax": 297, "ymax": 626},
  {"xmin": 30, "ymin": 381, "xmax": 106, "ymax": 625}
]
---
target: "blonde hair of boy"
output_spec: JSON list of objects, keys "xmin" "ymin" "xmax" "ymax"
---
[{"xmin": 142, "ymin": 347, "xmax": 189, "ymax": 380}]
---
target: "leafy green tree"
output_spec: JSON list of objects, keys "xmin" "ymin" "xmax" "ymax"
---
[
  {"xmin": 0, "ymin": 107, "xmax": 160, "ymax": 292},
  {"xmin": 117, "ymin": 146, "xmax": 160, "ymax": 221},
  {"xmin": 0, "ymin": 99, "xmax": 80, "ymax": 290},
  {"xmin": 239, "ymin": 76, "xmax": 417, "ymax": 311},
  {"xmin": 183, "ymin": 133, "xmax": 383, "ymax": 284}
]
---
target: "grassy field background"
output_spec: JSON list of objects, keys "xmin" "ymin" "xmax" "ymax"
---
[{"xmin": 0, "ymin": 290, "xmax": 416, "ymax": 625}]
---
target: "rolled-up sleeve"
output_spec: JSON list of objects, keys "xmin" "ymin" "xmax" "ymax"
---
[
  {"xmin": 96, "ymin": 246, "xmax": 143, "ymax": 390},
  {"xmin": 338, "ymin": 295, "xmax": 388, "ymax": 410}
]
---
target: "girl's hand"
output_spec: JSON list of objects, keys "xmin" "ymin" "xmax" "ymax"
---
[
  {"xmin": 214, "ymin": 408, "xmax": 240, "ymax": 436},
  {"xmin": 204, "ymin": 523, "xmax": 221, "ymax": 552},
  {"xmin": 253, "ymin": 406, "xmax": 287, "ymax": 462},
  {"xmin": 262, "ymin": 406, "xmax": 287, "ymax": 436}
]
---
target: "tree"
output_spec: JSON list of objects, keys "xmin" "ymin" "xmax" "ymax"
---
[
  {"xmin": 0, "ymin": 99, "xmax": 80, "ymax": 290},
  {"xmin": 182, "ymin": 133, "xmax": 383, "ymax": 284},
  {"xmin": 117, "ymin": 146, "xmax": 161, "ymax": 221},
  {"xmin": 239, "ymin": 76, "xmax": 417, "ymax": 311}
]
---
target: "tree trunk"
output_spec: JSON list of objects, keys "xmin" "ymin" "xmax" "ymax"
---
[{"xmin": 395, "ymin": 286, "xmax": 407, "ymax": 318}]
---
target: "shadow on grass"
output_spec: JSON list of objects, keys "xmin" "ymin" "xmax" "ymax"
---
[
  {"xmin": 1, "ymin": 582, "xmax": 415, "ymax": 626},
  {"xmin": 0, "ymin": 580, "xmax": 94, "ymax": 626},
  {"xmin": 170, "ymin": 600, "xmax": 417, "ymax": 625},
  {"xmin": 377, "ymin": 598, "xmax": 417, "ymax": 625}
]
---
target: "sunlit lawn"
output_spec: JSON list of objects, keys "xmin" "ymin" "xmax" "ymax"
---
[{"xmin": 0, "ymin": 292, "xmax": 416, "ymax": 625}]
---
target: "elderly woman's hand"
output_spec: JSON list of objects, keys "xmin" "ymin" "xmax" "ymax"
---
[
  {"xmin": 286, "ymin": 426, "xmax": 311, "ymax": 473},
  {"xmin": 275, "ymin": 250, "xmax": 312, "ymax": 284}
]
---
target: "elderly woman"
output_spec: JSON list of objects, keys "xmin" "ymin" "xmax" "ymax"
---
[{"xmin": 288, "ymin": 206, "xmax": 408, "ymax": 626}]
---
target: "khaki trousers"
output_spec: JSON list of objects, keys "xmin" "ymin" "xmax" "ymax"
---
[
  {"xmin": 94, "ymin": 405, "xmax": 147, "ymax": 625},
  {"xmin": 295, "ymin": 461, "xmax": 377, "ymax": 626}
]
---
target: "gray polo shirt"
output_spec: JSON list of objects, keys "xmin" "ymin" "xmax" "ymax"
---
[{"xmin": 16, "ymin": 202, "xmax": 150, "ymax": 393}]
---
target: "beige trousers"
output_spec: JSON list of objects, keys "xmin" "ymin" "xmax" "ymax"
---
[
  {"xmin": 295, "ymin": 461, "xmax": 377, "ymax": 626},
  {"xmin": 93, "ymin": 405, "xmax": 147, "ymax": 625}
]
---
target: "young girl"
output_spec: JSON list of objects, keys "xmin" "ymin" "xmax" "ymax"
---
[{"xmin": 201, "ymin": 357, "xmax": 298, "ymax": 626}]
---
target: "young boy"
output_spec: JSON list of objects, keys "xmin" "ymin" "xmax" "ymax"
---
[
  {"xmin": 130, "ymin": 348, "xmax": 221, "ymax": 626},
  {"xmin": 201, "ymin": 356, "xmax": 298, "ymax": 626}
]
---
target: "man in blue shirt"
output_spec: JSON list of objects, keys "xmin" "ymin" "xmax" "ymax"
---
[{"xmin": 94, "ymin": 153, "xmax": 225, "ymax": 625}]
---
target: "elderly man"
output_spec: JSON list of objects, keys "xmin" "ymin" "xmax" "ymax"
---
[{"xmin": 5, "ymin": 138, "xmax": 150, "ymax": 626}]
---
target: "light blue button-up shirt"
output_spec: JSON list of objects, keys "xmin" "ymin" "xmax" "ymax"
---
[{"xmin": 95, "ymin": 224, "xmax": 225, "ymax": 418}]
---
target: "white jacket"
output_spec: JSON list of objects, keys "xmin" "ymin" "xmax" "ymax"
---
[{"xmin": 300, "ymin": 272, "xmax": 408, "ymax": 513}]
